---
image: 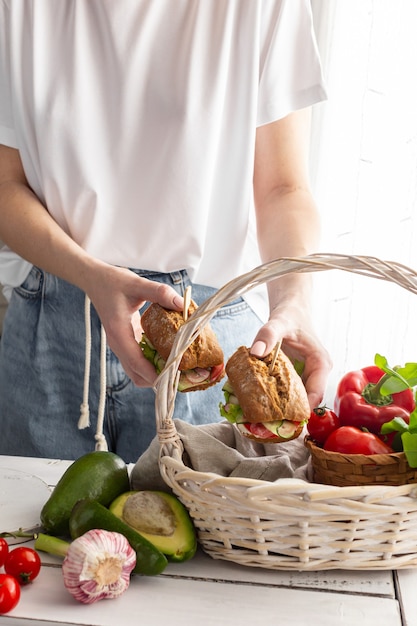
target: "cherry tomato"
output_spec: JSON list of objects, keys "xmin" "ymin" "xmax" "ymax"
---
[
  {"xmin": 5, "ymin": 547, "xmax": 41, "ymax": 585},
  {"xmin": 0, "ymin": 574, "xmax": 20, "ymax": 614},
  {"xmin": 323, "ymin": 425, "xmax": 394, "ymax": 455},
  {"xmin": 307, "ymin": 406, "xmax": 340, "ymax": 444},
  {"xmin": 0, "ymin": 539, "xmax": 9, "ymax": 568}
]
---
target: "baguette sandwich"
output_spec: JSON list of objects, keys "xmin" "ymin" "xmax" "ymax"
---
[
  {"xmin": 219, "ymin": 345, "xmax": 310, "ymax": 443},
  {"xmin": 140, "ymin": 301, "xmax": 225, "ymax": 392}
]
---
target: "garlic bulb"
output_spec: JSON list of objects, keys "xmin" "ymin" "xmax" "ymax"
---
[{"xmin": 62, "ymin": 529, "xmax": 136, "ymax": 604}]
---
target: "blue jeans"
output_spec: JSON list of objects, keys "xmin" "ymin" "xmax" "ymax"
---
[{"xmin": 0, "ymin": 267, "xmax": 262, "ymax": 463}]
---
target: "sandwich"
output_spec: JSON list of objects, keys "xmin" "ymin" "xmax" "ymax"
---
[
  {"xmin": 219, "ymin": 345, "xmax": 310, "ymax": 443},
  {"xmin": 140, "ymin": 300, "xmax": 225, "ymax": 392}
]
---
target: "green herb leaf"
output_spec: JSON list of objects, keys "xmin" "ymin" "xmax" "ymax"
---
[
  {"xmin": 379, "ymin": 377, "xmax": 411, "ymax": 395},
  {"xmin": 374, "ymin": 353, "xmax": 416, "ymax": 395},
  {"xmin": 408, "ymin": 406, "xmax": 417, "ymax": 432},
  {"xmin": 395, "ymin": 362, "xmax": 417, "ymax": 388},
  {"xmin": 380, "ymin": 417, "xmax": 410, "ymax": 434},
  {"xmin": 401, "ymin": 431, "xmax": 417, "ymax": 468},
  {"xmin": 374, "ymin": 353, "xmax": 390, "ymax": 372}
]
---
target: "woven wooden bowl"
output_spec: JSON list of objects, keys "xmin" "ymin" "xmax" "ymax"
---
[
  {"xmin": 305, "ymin": 437, "xmax": 417, "ymax": 487},
  {"xmin": 154, "ymin": 254, "xmax": 417, "ymax": 570}
]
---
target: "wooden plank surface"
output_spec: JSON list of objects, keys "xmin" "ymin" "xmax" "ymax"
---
[
  {"xmin": 0, "ymin": 565, "xmax": 402, "ymax": 626},
  {"xmin": 0, "ymin": 456, "xmax": 396, "ymax": 597},
  {"xmin": 0, "ymin": 455, "xmax": 404, "ymax": 626},
  {"xmin": 395, "ymin": 569, "xmax": 417, "ymax": 626}
]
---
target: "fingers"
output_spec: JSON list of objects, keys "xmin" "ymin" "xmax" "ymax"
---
[
  {"xmin": 131, "ymin": 310, "xmax": 143, "ymax": 343},
  {"xmin": 103, "ymin": 309, "xmax": 157, "ymax": 387},
  {"xmin": 106, "ymin": 327, "xmax": 158, "ymax": 387},
  {"xmin": 249, "ymin": 316, "xmax": 333, "ymax": 410},
  {"xmin": 250, "ymin": 340, "xmax": 268, "ymax": 358},
  {"xmin": 123, "ymin": 353, "xmax": 158, "ymax": 388},
  {"xmin": 249, "ymin": 320, "xmax": 284, "ymax": 358},
  {"xmin": 302, "ymin": 351, "xmax": 333, "ymax": 409},
  {"xmin": 135, "ymin": 277, "xmax": 184, "ymax": 312},
  {"xmin": 88, "ymin": 268, "xmax": 185, "ymax": 387},
  {"xmin": 124, "ymin": 280, "xmax": 184, "ymax": 385}
]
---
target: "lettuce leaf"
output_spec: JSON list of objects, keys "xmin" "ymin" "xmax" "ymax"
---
[{"xmin": 219, "ymin": 385, "xmax": 243, "ymax": 423}]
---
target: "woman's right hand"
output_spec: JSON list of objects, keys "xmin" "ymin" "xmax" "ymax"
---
[{"xmin": 85, "ymin": 263, "xmax": 184, "ymax": 387}]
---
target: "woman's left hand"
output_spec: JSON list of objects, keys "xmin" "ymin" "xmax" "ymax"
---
[{"xmin": 250, "ymin": 301, "xmax": 332, "ymax": 410}]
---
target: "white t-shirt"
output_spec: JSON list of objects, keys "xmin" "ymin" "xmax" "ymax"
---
[{"xmin": 0, "ymin": 0, "xmax": 326, "ymax": 315}]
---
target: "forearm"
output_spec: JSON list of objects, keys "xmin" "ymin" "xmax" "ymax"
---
[
  {"xmin": 0, "ymin": 178, "xmax": 107, "ymax": 294},
  {"xmin": 253, "ymin": 108, "xmax": 321, "ymax": 315},
  {"xmin": 255, "ymin": 186, "xmax": 320, "ymax": 312},
  {"xmin": 0, "ymin": 174, "xmax": 184, "ymax": 387}
]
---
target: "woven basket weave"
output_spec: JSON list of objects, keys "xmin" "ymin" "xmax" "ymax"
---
[
  {"xmin": 305, "ymin": 437, "xmax": 417, "ymax": 487},
  {"xmin": 154, "ymin": 254, "xmax": 417, "ymax": 570}
]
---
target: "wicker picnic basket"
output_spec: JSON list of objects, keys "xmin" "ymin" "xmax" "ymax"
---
[{"xmin": 154, "ymin": 253, "xmax": 417, "ymax": 571}]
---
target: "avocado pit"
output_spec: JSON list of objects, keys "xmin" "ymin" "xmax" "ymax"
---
[
  {"xmin": 109, "ymin": 490, "xmax": 197, "ymax": 562},
  {"xmin": 122, "ymin": 491, "xmax": 176, "ymax": 536}
]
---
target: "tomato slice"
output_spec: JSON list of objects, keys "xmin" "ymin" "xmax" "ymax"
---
[{"xmin": 210, "ymin": 363, "xmax": 225, "ymax": 383}]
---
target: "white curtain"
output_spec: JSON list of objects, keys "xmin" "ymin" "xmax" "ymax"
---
[{"xmin": 310, "ymin": 0, "xmax": 417, "ymax": 403}]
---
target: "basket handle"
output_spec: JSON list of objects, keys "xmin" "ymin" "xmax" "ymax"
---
[{"xmin": 154, "ymin": 253, "xmax": 417, "ymax": 459}]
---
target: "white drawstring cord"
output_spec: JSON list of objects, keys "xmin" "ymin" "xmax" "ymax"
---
[
  {"xmin": 78, "ymin": 293, "xmax": 109, "ymax": 451},
  {"xmin": 78, "ymin": 294, "xmax": 92, "ymax": 429},
  {"xmin": 95, "ymin": 323, "xmax": 108, "ymax": 451}
]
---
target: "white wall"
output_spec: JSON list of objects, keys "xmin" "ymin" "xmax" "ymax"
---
[{"xmin": 310, "ymin": 0, "xmax": 417, "ymax": 405}]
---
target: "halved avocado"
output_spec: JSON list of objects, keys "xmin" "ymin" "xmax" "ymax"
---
[{"xmin": 109, "ymin": 490, "xmax": 197, "ymax": 562}]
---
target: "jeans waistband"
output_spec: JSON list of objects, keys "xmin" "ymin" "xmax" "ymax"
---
[{"xmin": 128, "ymin": 268, "xmax": 188, "ymax": 286}]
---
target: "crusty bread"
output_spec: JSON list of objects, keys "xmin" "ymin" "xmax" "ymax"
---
[
  {"xmin": 141, "ymin": 301, "xmax": 224, "ymax": 372},
  {"xmin": 225, "ymin": 345, "xmax": 310, "ymax": 424}
]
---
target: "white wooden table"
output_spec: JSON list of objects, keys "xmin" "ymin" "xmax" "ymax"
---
[{"xmin": 0, "ymin": 455, "xmax": 415, "ymax": 626}]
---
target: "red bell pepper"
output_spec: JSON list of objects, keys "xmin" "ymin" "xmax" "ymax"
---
[{"xmin": 334, "ymin": 364, "xmax": 416, "ymax": 435}]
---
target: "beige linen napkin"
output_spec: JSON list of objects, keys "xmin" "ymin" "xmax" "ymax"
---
[{"xmin": 131, "ymin": 419, "xmax": 313, "ymax": 492}]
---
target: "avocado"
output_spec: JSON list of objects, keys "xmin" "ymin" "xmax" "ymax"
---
[
  {"xmin": 40, "ymin": 451, "xmax": 130, "ymax": 537},
  {"xmin": 109, "ymin": 490, "xmax": 197, "ymax": 562},
  {"xmin": 69, "ymin": 498, "xmax": 168, "ymax": 576}
]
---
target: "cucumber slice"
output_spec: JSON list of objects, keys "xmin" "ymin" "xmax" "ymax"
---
[{"xmin": 277, "ymin": 420, "xmax": 300, "ymax": 439}]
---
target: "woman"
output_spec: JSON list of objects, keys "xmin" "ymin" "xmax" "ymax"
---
[{"xmin": 0, "ymin": 0, "xmax": 332, "ymax": 462}]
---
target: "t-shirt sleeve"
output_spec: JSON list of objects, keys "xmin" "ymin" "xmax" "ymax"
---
[
  {"xmin": 257, "ymin": 0, "xmax": 327, "ymax": 126},
  {"xmin": 0, "ymin": 1, "xmax": 18, "ymax": 148}
]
